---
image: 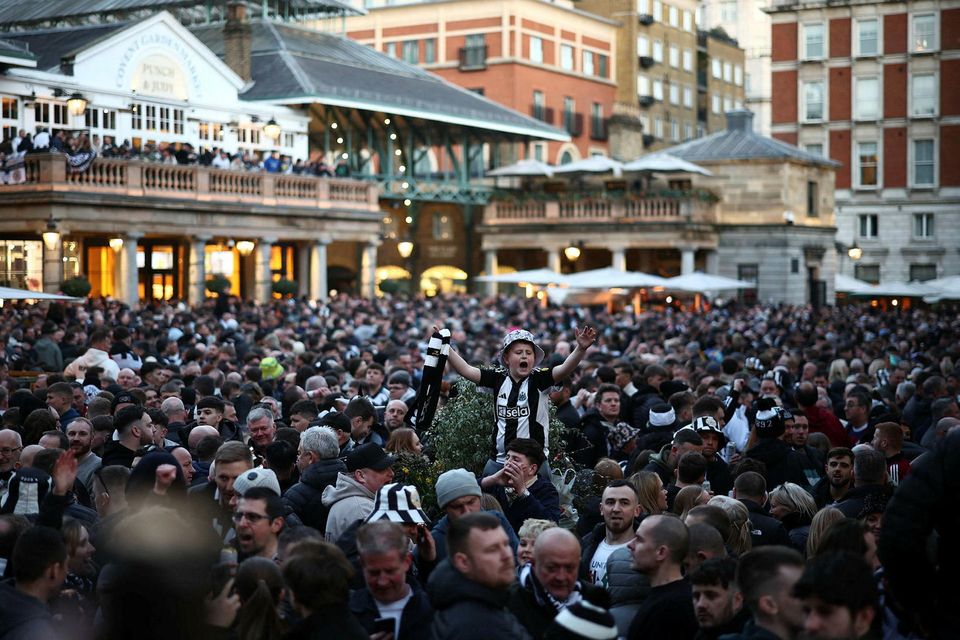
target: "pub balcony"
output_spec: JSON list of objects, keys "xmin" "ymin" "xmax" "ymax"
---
[
  {"xmin": 6, "ymin": 153, "xmax": 380, "ymax": 214},
  {"xmin": 482, "ymin": 193, "xmax": 718, "ymax": 227}
]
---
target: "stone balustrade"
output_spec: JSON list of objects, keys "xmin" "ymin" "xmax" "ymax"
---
[
  {"xmin": 10, "ymin": 153, "xmax": 380, "ymax": 212},
  {"xmin": 483, "ymin": 194, "xmax": 717, "ymax": 226}
]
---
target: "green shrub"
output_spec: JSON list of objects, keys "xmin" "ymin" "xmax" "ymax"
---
[
  {"xmin": 205, "ymin": 274, "xmax": 230, "ymax": 294},
  {"xmin": 60, "ymin": 276, "xmax": 91, "ymax": 298},
  {"xmin": 272, "ymin": 278, "xmax": 298, "ymax": 297}
]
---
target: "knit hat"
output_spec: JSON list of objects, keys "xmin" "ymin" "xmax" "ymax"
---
[
  {"xmin": 647, "ymin": 403, "xmax": 677, "ymax": 430},
  {"xmin": 366, "ymin": 482, "xmax": 430, "ymax": 525},
  {"xmin": 546, "ymin": 601, "xmax": 618, "ymax": 639},
  {"xmin": 260, "ymin": 357, "xmax": 284, "ymax": 381},
  {"xmin": 754, "ymin": 398, "xmax": 784, "ymax": 439},
  {"xmin": 233, "ymin": 468, "xmax": 282, "ymax": 497},
  {"xmin": 500, "ymin": 329, "xmax": 545, "ymax": 368},
  {"xmin": 435, "ymin": 468, "xmax": 481, "ymax": 509}
]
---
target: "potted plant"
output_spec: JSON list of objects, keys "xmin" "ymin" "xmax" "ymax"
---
[
  {"xmin": 60, "ymin": 276, "xmax": 91, "ymax": 298},
  {"xmin": 205, "ymin": 274, "xmax": 231, "ymax": 294},
  {"xmin": 272, "ymin": 278, "xmax": 298, "ymax": 297}
]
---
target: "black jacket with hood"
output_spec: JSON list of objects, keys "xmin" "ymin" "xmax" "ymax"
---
[{"xmin": 427, "ymin": 560, "xmax": 532, "ymax": 640}]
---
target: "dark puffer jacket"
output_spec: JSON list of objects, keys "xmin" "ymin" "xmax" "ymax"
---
[
  {"xmin": 427, "ymin": 560, "xmax": 532, "ymax": 640},
  {"xmin": 744, "ymin": 439, "xmax": 810, "ymax": 490},
  {"xmin": 878, "ymin": 430, "xmax": 960, "ymax": 638},
  {"xmin": 282, "ymin": 457, "xmax": 346, "ymax": 531}
]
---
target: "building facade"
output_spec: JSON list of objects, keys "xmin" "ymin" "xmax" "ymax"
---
[
  {"xmin": 699, "ymin": 0, "xmax": 774, "ymax": 136},
  {"xmin": 345, "ymin": 0, "xmax": 617, "ymax": 166},
  {"xmin": 580, "ymin": 0, "xmax": 747, "ymax": 152},
  {"xmin": 768, "ymin": 0, "xmax": 960, "ymax": 282}
]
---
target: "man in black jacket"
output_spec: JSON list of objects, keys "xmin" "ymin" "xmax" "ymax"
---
[
  {"xmin": 744, "ymin": 401, "xmax": 810, "ymax": 490},
  {"xmin": 284, "ymin": 426, "xmax": 346, "ymax": 531},
  {"xmin": 350, "ymin": 521, "xmax": 434, "ymax": 640},
  {"xmin": 834, "ymin": 448, "xmax": 891, "ymax": 519},
  {"xmin": 784, "ymin": 412, "xmax": 824, "ymax": 488},
  {"xmin": 480, "ymin": 438, "xmax": 560, "ymax": 534},
  {"xmin": 732, "ymin": 472, "xmax": 791, "ymax": 548},
  {"xmin": 507, "ymin": 528, "xmax": 609, "ymax": 637},
  {"xmin": 690, "ymin": 557, "xmax": 750, "ymax": 640},
  {"xmin": 428, "ymin": 512, "xmax": 532, "ymax": 640}
]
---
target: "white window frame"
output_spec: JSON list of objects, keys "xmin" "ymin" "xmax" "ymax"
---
[
  {"xmin": 637, "ymin": 35, "xmax": 649, "ymax": 57},
  {"xmin": 910, "ymin": 73, "xmax": 937, "ymax": 117},
  {"xmin": 804, "ymin": 142, "xmax": 824, "ymax": 157},
  {"xmin": 638, "ymin": 74, "xmax": 651, "ymax": 96},
  {"xmin": 682, "ymin": 49, "xmax": 693, "ymax": 72},
  {"xmin": 802, "ymin": 81, "xmax": 825, "ymax": 122},
  {"xmin": 684, "ymin": 122, "xmax": 693, "ymax": 140},
  {"xmin": 669, "ymin": 5, "xmax": 679, "ymax": 27},
  {"xmin": 652, "ymin": 40, "xmax": 663, "ymax": 62},
  {"xmin": 856, "ymin": 140, "xmax": 880, "ymax": 189},
  {"xmin": 911, "ymin": 13, "xmax": 938, "ymax": 53},
  {"xmin": 671, "ymin": 120, "xmax": 680, "ymax": 141},
  {"xmin": 858, "ymin": 214, "xmax": 879, "ymax": 238},
  {"xmin": 683, "ymin": 10, "xmax": 693, "ymax": 32},
  {"xmin": 683, "ymin": 86, "xmax": 693, "ymax": 108},
  {"xmin": 670, "ymin": 83, "xmax": 680, "ymax": 105},
  {"xmin": 654, "ymin": 117, "xmax": 663, "ymax": 138},
  {"xmin": 723, "ymin": 95, "xmax": 733, "ymax": 112},
  {"xmin": 712, "ymin": 58, "xmax": 721, "ymax": 78},
  {"xmin": 653, "ymin": 0, "xmax": 663, "ymax": 22},
  {"xmin": 913, "ymin": 213, "xmax": 934, "ymax": 239},
  {"xmin": 911, "ymin": 139, "xmax": 936, "ymax": 187},
  {"xmin": 583, "ymin": 50, "xmax": 595, "ymax": 76},
  {"xmin": 653, "ymin": 79, "xmax": 664, "ymax": 101},
  {"xmin": 669, "ymin": 45, "xmax": 680, "ymax": 68},
  {"xmin": 560, "ymin": 44, "xmax": 575, "ymax": 71},
  {"xmin": 638, "ymin": 0, "xmax": 650, "ymax": 15},
  {"xmin": 723, "ymin": 61, "xmax": 733, "ymax": 83},
  {"xmin": 711, "ymin": 94, "xmax": 721, "ymax": 114},
  {"xmin": 734, "ymin": 65, "xmax": 743, "ymax": 86},
  {"xmin": 803, "ymin": 23, "xmax": 825, "ymax": 60},
  {"xmin": 854, "ymin": 76, "xmax": 880, "ymax": 121},
  {"xmin": 855, "ymin": 18, "xmax": 879, "ymax": 57},
  {"xmin": 530, "ymin": 36, "xmax": 544, "ymax": 64}
]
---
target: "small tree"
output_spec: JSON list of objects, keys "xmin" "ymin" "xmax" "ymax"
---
[
  {"xmin": 272, "ymin": 278, "xmax": 298, "ymax": 297},
  {"xmin": 205, "ymin": 274, "xmax": 230, "ymax": 294},
  {"xmin": 60, "ymin": 276, "xmax": 91, "ymax": 298}
]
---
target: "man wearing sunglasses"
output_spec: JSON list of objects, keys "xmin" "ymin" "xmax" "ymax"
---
[{"xmin": 234, "ymin": 486, "xmax": 286, "ymax": 562}]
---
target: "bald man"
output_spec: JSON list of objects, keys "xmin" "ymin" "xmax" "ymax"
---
[
  {"xmin": 508, "ymin": 527, "xmax": 610, "ymax": 637},
  {"xmin": 383, "ymin": 399, "xmax": 409, "ymax": 431},
  {"xmin": 187, "ymin": 425, "xmax": 220, "ymax": 453},
  {"xmin": 0, "ymin": 429, "xmax": 23, "ymax": 498}
]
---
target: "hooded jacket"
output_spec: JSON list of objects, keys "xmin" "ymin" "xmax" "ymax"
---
[
  {"xmin": 321, "ymin": 472, "xmax": 375, "ymax": 542},
  {"xmin": 63, "ymin": 347, "xmax": 120, "ymax": 381},
  {"xmin": 744, "ymin": 439, "xmax": 810, "ymax": 490},
  {"xmin": 0, "ymin": 581, "xmax": 57, "ymax": 640},
  {"xmin": 427, "ymin": 560, "xmax": 532, "ymax": 640},
  {"xmin": 643, "ymin": 443, "xmax": 674, "ymax": 487},
  {"xmin": 283, "ymin": 457, "xmax": 346, "ymax": 531}
]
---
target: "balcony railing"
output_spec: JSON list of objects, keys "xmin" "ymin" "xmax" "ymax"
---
[
  {"xmin": 458, "ymin": 45, "xmax": 488, "ymax": 71},
  {"xmin": 10, "ymin": 154, "xmax": 380, "ymax": 212},
  {"xmin": 484, "ymin": 195, "xmax": 717, "ymax": 226}
]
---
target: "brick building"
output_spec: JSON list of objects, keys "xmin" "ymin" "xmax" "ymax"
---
[
  {"xmin": 345, "ymin": 0, "xmax": 617, "ymax": 165},
  {"xmin": 769, "ymin": 0, "xmax": 960, "ymax": 282}
]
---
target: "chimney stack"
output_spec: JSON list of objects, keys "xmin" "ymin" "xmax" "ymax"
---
[
  {"xmin": 224, "ymin": 1, "xmax": 251, "ymax": 82},
  {"xmin": 725, "ymin": 109, "xmax": 754, "ymax": 133}
]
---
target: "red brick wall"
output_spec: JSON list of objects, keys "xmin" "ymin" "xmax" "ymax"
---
[
  {"xmin": 772, "ymin": 23, "xmax": 798, "ymax": 62},
  {"xmin": 521, "ymin": 19, "xmax": 554, "ymax": 36},
  {"xmin": 830, "ymin": 18, "xmax": 851, "ymax": 58},
  {"xmin": 884, "ymin": 14, "xmax": 907, "ymax": 54},
  {"xmin": 773, "ymin": 132, "xmax": 798, "ymax": 145},
  {"xmin": 883, "ymin": 127, "xmax": 907, "ymax": 188},
  {"xmin": 942, "ymin": 59, "xmax": 960, "ymax": 116},
  {"xmin": 448, "ymin": 17, "xmax": 501, "ymax": 31},
  {"xmin": 830, "ymin": 130, "xmax": 851, "ymax": 189},
  {"xmin": 943, "ymin": 8, "xmax": 960, "ymax": 50},
  {"xmin": 829, "ymin": 67, "xmax": 851, "ymax": 121},
  {"xmin": 884, "ymin": 63, "xmax": 907, "ymax": 118},
  {"xmin": 942, "ymin": 126, "xmax": 960, "ymax": 186},
  {"xmin": 582, "ymin": 36, "xmax": 610, "ymax": 51},
  {"xmin": 772, "ymin": 69, "xmax": 798, "ymax": 124},
  {"xmin": 383, "ymin": 23, "xmax": 437, "ymax": 38}
]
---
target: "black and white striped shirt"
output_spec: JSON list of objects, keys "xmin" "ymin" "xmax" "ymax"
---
[{"xmin": 479, "ymin": 367, "xmax": 555, "ymax": 463}]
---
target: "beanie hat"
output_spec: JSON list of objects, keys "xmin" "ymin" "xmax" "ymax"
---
[
  {"xmin": 366, "ymin": 483, "xmax": 430, "ymax": 525},
  {"xmin": 435, "ymin": 468, "xmax": 481, "ymax": 509},
  {"xmin": 754, "ymin": 398, "xmax": 784, "ymax": 439},
  {"xmin": 233, "ymin": 468, "xmax": 282, "ymax": 497},
  {"xmin": 546, "ymin": 601, "xmax": 618, "ymax": 639}
]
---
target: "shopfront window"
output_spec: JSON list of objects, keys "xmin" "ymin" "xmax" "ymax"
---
[{"xmin": 0, "ymin": 241, "xmax": 43, "ymax": 291}]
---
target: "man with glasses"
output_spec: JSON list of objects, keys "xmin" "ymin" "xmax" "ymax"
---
[
  {"xmin": 0, "ymin": 428, "xmax": 23, "ymax": 499},
  {"xmin": 234, "ymin": 485, "xmax": 286, "ymax": 562}
]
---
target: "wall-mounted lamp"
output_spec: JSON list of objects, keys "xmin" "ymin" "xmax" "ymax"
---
[
  {"xmin": 847, "ymin": 243, "xmax": 862, "ymax": 261},
  {"xmin": 397, "ymin": 240, "xmax": 414, "ymax": 259},
  {"xmin": 109, "ymin": 237, "xmax": 124, "ymax": 253},
  {"xmin": 53, "ymin": 88, "xmax": 88, "ymax": 116},
  {"xmin": 236, "ymin": 240, "xmax": 256, "ymax": 257},
  {"xmin": 564, "ymin": 241, "xmax": 584, "ymax": 262},
  {"xmin": 262, "ymin": 117, "xmax": 281, "ymax": 140},
  {"xmin": 41, "ymin": 216, "xmax": 60, "ymax": 251}
]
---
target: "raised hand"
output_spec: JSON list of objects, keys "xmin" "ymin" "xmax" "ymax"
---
[
  {"xmin": 51, "ymin": 449, "xmax": 78, "ymax": 496},
  {"xmin": 575, "ymin": 325, "xmax": 598, "ymax": 351}
]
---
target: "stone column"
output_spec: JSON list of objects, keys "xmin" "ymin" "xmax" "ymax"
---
[
  {"xmin": 610, "ymin": 246, "xmax": 627, "ymax": 272},
  {"xmin": 188, "ymin": 235, "xmax": 210, "ymax": 307},
  {"xmin": 255, "ymin": 238, "xmax": 275, "ymax": 304},
  {"xmin": 547, "ymin": 247, "xmax": 562, "ymax": 273},
  {"xmin": 121, "ymin": 233, "xmax": 142, "ymax": 305},
  {"xmin": 297, "ymin": 242, "xmax": 310, "ymax": 298},
  {"xmin": 360, "ymin": 241, "xmax": 378, "ymax": 298},
  {"xmin": 309, "ymin": 237, "xmax": 330, "ymax": 302},
  {"xmin": 42, "ymin": 238, "xmax": 63, "ymax": 294},
  {"xmin": 704, "ymin": 249, "xmax": 719, "ymax": 275},
  {"xmin": 483, "ymin": 248, "xmax": 498, "ymax": 296},
  {"xmin": 680, "ymin": 246, "xmax": 696, "ymax": 275}
]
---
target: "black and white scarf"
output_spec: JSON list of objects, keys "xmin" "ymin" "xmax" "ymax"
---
[
  {"xmin": 519, "ymin": 562, "xmax": 582, "ymax": 613},
  {"xmin": 411, "ymin": 328, "xmax": 449, "ymax": 430}
]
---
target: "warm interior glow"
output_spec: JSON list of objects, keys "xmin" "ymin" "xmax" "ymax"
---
[
  {"xmin": 42, "ymin": 230, "xmax": 60, "ymax": 251},
  {"xmin": 66, "ymin": 93, "xmax": 88, "ymax": 116}
]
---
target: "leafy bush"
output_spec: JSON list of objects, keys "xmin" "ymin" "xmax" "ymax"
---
[
  {"xmin": 272, "ymin": 278, "xmax": 298, "ymax": 297},
  {"xmin": 205, "ymin": 274, "xmax": 230, "ymax": 294},
  {"xmin": 60, "ymin": 276, "xmax": 91, "ymax": 298}
]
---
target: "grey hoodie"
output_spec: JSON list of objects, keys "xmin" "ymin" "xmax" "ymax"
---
[{"xmin": 321, "ymin": 472, "xmax": 374, "ymax": 542}]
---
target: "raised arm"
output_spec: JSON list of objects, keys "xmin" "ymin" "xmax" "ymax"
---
[
  {"xmin": 552, "ymin": 325, "xmax": 597, "ymax": 382},
  {"xmin": 446, "ymin": 344, "xmax": 482, "ymax": 384}
]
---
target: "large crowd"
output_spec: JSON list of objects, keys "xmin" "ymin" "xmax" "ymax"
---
[{"xmin": 0, "ymin": 292, "xmax": 957, "ymax": 640}]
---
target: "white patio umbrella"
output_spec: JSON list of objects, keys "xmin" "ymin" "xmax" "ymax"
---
[
  {"xmin": 834, "ymin": 274, "xmax": 875, "ymax": 295},
  {"xmin": 486, "ymin": 159, "xmax": 554, "ymax": 178},
  {"xmin": 848, "ymin": 280, "xmax": 936, "ymax": 298},
  {"xmin": 663, "ymin": 272, "xmax": 754, "ymax": 292},
  {"xmin": 0, "ymin": 286, "xmax": 78, "ymax": 301},
  {"xmin": 474, "ymin": 268, "xmax": 568, "ymax": 286},
  {"xmin": 563, "ymin": 267, "xmax": 667, "ymax": 289},
  {"xmin": 622, "ymin": 153, "xmax": 713, "ymax": 176},
  {"xmin": 552, "ymin": 155, "xmax": 624, "ymax": 178}
]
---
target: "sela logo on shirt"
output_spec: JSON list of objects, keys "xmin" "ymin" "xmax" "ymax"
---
[{"xmin": 498, "ymin": 405, "xmax": 530, "ymax": 419}]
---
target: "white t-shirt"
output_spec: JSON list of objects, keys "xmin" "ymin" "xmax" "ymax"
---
[
  {"xmin": 375, "ymin": 589, "xmax": 413, "ymax": 638},
  {"xmin": 589, "ymin": 539, "xmax": 629, "ymax": 588}
]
